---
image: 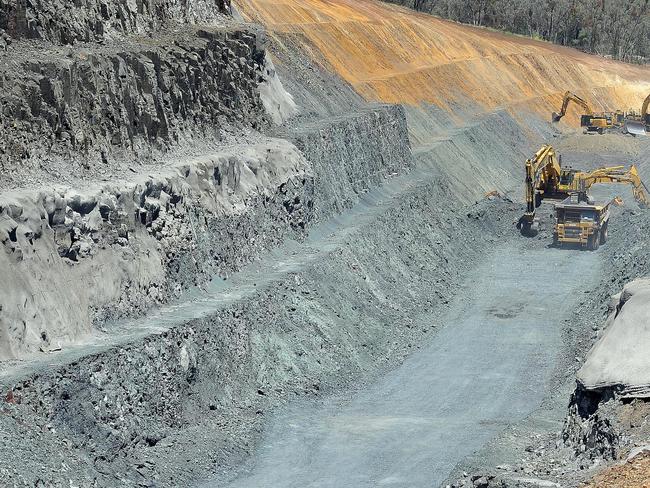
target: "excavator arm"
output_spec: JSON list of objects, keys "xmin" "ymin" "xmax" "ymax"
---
[
  {"xmin": 642, "ymin": 94, "xmax": 650, "ymax": 120},
  {"xmin": 552, "ymin": 91, "xmax": 593, "ymax": 122},
  {"xmin": 577, "ymin": 165, "xmax": 650, "ymax": 207}
]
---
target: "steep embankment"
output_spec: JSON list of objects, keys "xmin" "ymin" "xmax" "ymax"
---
[
  {"xmin": 1, "ymin": 1, "xmax": 649, "ymax": 486},
  {"xmin": 237, "ymin": 0, "xmax": 649, "ymax": 133}
]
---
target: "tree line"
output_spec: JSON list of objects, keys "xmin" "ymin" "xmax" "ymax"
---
[{"xmin": 386, "ymin": 0, "xmax": 649, "ymax": 63}]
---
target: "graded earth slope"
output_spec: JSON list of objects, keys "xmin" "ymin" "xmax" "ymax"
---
[{"xmin": 236, "ymin": 0, "xmax": 650, "ymax": 129}]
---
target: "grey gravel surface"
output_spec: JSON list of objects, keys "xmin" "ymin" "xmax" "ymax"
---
[{"xmin": 202, "ymin": 239, "xmax": 601, "ymax": 488}]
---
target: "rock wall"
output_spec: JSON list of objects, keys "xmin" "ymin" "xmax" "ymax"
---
[
  {"xmin": 0, "ymin": 101, "xmax": 414, "ymax": 360},
  {"xmin": 0, "ymin": 139, "xmax": 313, "ymax": 359},
  {"xmin": 0, "ymin": 0, "xmax": 232, "ymax": 43},
  {"xmin": 291, "ymin": 104, "xmax": 413, "ymax": 218},
  {"xmin": 0, "ymin": 27, "xmax": 271, "ymax": 190}
]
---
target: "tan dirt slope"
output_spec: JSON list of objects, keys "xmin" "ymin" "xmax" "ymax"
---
[
  {"xmin": 236, "ymin": 0, "xmax": 650, "ymax": 126},
  {"xmin": 585, "ymin": 452, "xmax": 650, "ymax": 488}
]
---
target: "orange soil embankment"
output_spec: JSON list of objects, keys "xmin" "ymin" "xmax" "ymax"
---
[
  {"xmin": 584, "ymin": 453, "xmax": 650, "ymax": 488},
  {"xmin": 236, "ymin": 0, "xmax": 650, "ymax": 129}
]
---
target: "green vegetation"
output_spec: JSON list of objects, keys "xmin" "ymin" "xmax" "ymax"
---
[{"xmin": 388, "ymin": 0, "xmax": 649, "ymax": 63}]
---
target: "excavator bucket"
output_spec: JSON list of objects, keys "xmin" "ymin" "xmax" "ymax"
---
[
  {"xmin": 551, "ymin": 112, "xmax": 562, "ymax": 123},
  {"xmin": 625, "ymin": 119, "xmax": 648, "ymax": 136}
]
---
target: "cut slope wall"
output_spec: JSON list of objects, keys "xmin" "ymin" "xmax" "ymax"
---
[
  {"xmin": 236, "ymin": 0, "xmax": 650, "ymax": 128},
  {"xmin": 0, "ymin": 140, "xmax": 313, "ymax": 360},
  {"xmin": 0, "ymin": 28, "xmax": 270, "ymax": 190},
  {"xmin": 0, "ymin": 0, "xmax": 232, "ymax": 43},
  {"xmin": 0, "ymin": 102, "xmax": 413, "ymax": 360},
  {"xmin": 290, "ymin": 104, "xmax": 412, "ymax": 218}
]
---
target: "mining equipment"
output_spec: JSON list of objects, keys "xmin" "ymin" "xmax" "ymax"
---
[
  {"xmin": 518, "ymin": 145, "xmax": 649, "ymax": 245},
  {"xmin": 552, "ymin": 91, "xmax": 624, "ymax": 134},
  {"xmin": 625, "ymin": 93, "xmax": 650, "ymax": 136}
]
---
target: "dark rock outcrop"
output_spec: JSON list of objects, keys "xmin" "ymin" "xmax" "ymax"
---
[
  {"xmin": 0, "ymin": 0, "xmax": 232, "ymax": 44},
  {"xmin": 0, "ymin": 27, "xmax": 270, "ymax": 190}
]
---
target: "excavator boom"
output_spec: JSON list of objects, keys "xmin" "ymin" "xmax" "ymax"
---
[
  {"xmin": 518, "ymin": 144, "xmax": 572, "ymax": 235},
  {"xmin": 578, "ymin": 165, "xmax": 650, "ymax": 207},
  {"xmin": 552, "ymin": 91, "xmax": 592, "ymax": 122}
]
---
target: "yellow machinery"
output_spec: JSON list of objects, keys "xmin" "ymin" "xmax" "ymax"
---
[
  {"xmin": 552, "ymin": 91, "xmax": 624, "ymax": 134},
  {"xmin": 518, "ymin": 144, "xmax": 581, "ymax": 235},
  {"xmin": 554, "ymin": 196, "xmax": 611, "ymax": 250},
  {"xmin": 518, "ymin": 144, "xmax": 649, "ymax": 238},
  {"xmin": 574, "ymin": 165, "xmax": 650, "ymax": 207},
  {"xmin": 625, "ymin": 93, "xmax": 650, "ymax": 136}
]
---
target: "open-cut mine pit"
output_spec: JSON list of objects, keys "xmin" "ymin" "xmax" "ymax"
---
[{"xmin": 1, "ymin": 0, "xmax": 649, "ymax": 486}]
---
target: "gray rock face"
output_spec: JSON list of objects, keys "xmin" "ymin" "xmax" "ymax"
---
[
  {"xmin": 291, "ymin": 104, "xmax": 413, "ymax": 218},
  {"xmin": 0, "ymin": 101, "xmax": 415, "ymax": 359},
  {"xmin": 0, "ymin": 27, "xmax": 270, "ymax": 190},
  {"xmin": 0, "ymin": 139, "xmax": 314, "ymax": 359},
  {"xmin": 0, "ymin": 0, "xmax": 231, "ymax": 44},
  {"xmin": 577, "ymin": 279, "xmax": 650, "ymax": 398}
]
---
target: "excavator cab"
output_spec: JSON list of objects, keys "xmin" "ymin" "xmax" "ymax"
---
[{"xmin": 559, "ymin": 168, "xmax": 578, "ymax": 187}]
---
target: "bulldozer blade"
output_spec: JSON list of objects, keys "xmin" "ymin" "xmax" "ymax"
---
[{"xmin": 625, "ymin": 120, "xmax": 648, "ymax": 136}]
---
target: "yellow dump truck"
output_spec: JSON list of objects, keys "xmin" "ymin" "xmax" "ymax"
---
[{"xmin": 553, "ymin": 194, "xmax": 611, "ymax": 250}]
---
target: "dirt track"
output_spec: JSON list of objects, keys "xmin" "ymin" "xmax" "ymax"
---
[{"xmin": 201, "ymin": 232, "xmax": 604, "ymax": 487}]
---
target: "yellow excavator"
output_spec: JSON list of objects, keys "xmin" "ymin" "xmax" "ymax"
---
[
  {"xmin": 574, "ymin": 165, "xmax": 650, "ymax": 206},
  {"xmin": 518, "ymin": 144, "xmax": 649, "ymax": 238},
  {"xmin": 518, "ymin": 144, "xmax": 580, "ymax": 235},
  {"xmin": 625, "ymin": 93, "xmax": 650, "ymax": 136},
  {"xmin": 552, "ymin": 91, "xmax": 624, "ymax": 134}
]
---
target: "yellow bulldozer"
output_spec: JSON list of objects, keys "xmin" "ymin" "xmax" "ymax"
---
[
  {"xmin": 625, "ymin": 93, "xmax": 650, "ymax": 136},
  {"xmin": 518, "ymin": 145, "xmax": 649, "ymax": 247},
  {"xmin": 552, "ymin": 91, "xmax": 625, "ymax": 134}
]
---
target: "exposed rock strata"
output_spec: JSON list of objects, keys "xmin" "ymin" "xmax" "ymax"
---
[
  {"xmin": 0, "ymin": 139, "xmax": 313, "ymax": 359},
  {"xmin": 0, "ymin": 0, "xmax": 232, "ymax": 44}
]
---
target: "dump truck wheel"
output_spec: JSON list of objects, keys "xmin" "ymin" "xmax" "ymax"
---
[
  {"xmin": 600, "ymin": 224, "xmax": 608, "ymax": 244},
  {"xmin": 588, "ymin": 232, "xmax": 600, "ymax": 251}
]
